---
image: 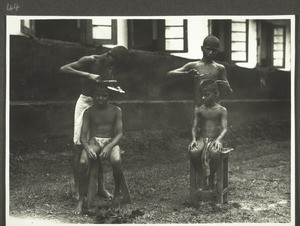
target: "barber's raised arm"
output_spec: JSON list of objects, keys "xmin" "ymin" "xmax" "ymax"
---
[
  {"xmin": 218, "ymin": 64, "xmax": 233, "ymax": 94},
  {"xmin": 218, "ymin": 64, "xmax": 229, "ymax": 82},
  {"xmin": 59, "ymin": 56, "xmax": 101, "ymax": 82},
  {"xmin": 188, "ymin": 107, "xmax": 199, "ymax": 150},
  {"xmin": 166, "ymin": 62, "xmax": 198, "ymax": 78}
]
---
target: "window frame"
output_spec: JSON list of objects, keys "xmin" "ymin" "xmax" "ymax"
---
[
  {"xmin": 271, "ymin": 25, "xmax": 286, "ymax": 68},
  {"xmin": 21, "ymin": 20, "xmax": 36, "ymax": 37},
  {"xmin": 163, "ymin": 19, "xmax": 188, "ymax": 53},
  {"xmin": 86, "ymin": 19, "xmax": 117, "ymax": 45},
  {"xmin": 230, "ymin": 19, "xmax": 249, "ymax": 63}
]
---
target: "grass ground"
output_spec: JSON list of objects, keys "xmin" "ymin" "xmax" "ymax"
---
[{"xmin": 9, "ymin": 119, "xmax": 291, "ymax": 224}]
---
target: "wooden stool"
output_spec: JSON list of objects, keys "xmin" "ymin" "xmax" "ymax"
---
[
  {"xmin": 86, "ymin": 156, "xmax": 131, "ymax": 208},
  {"xmin": 190, "ymin": 147, "xmax": 234, "ymax": 206}
]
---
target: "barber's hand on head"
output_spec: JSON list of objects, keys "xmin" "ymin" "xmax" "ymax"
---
[
  {"xmin": 99, "ymin": 146, "xmax": 111, "ymax": 159},
  {"xmin": 86, "ymin": 146, "xmax": 97, "ymax": 160},
  {"xmin": 88, "ymin": 73, "xmax": 102, "ymax": 83}
]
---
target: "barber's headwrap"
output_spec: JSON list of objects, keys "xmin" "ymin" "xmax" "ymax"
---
[{"xmin": 110, "ymin": 46, "xmax": 130, "ymax": 66}]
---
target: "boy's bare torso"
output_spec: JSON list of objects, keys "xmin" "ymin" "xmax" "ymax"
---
[
  {"xmin": 196, "ymin": 104, "xmax": 225, "ymax": 139},
  {"xmin": 87, "ymin": 104, "xmax": 118, "ymax": 138}
]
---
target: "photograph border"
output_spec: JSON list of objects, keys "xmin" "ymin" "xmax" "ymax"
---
[{"xmin": 1, "ymin": 1, "xmax": 299, "ymax": 225}]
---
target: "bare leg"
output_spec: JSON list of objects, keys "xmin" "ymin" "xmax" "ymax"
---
[
  {"xmin": 88, "ymin": 138, "xmax": 113, "ymax": 200},
  {"xmin": 73, "ymin": 149, "xmax": 89, "ymax": 214},
  {"xmin": 208, "ymin": 148, "xmax": 220, "ymax": 190},
  {"xmin": 74, "ymin": 197, "xmax": 85, "ymax": 215},
  {"xmin": 96, "ymin": 160, "xmax": 113, "ymax": 199},
  {"xmin": 190, "ymin": 139, "xmax": 207, "ymax": 189},
  {"xmin": 208, "ymin": 158, "xmax": 218, "ymax": 190},
  {"xmin": 110, "ymin": 146, "xmax": 123, "ymax": 211},
  {"xmin": 190, "ymin": 139, "xmax": 205, "ymax": 173},
  {"xmin": 190, "ymin": 155, "xmax": 202, "ymax": 175},
  {"xmin": 73, "ymin": 145, "xmax": 82, "ymax": 200}
]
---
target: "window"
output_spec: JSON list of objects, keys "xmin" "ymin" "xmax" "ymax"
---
[
  {"xmin": 164, "ymin": 19, "xmax": 187, "ymax": 52},
  {"xmin": 231, "ymin": 19, "xmax": 248, "ymax": 62},
  {"xmin": 20, "ymin": 19, "xmax": 117, "ymax": 45},
  {"xmin": 89, "ymin": 19, "xmax": 117, "ymax": 45},
  {"xmin": 21, "ymin": 20, "xmax": 35, "ymax": 36},
  {"xmin": 272, "ymin": 26, "xmax": 285, "ymax": 68}
]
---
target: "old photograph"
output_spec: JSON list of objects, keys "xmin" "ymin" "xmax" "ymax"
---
[{"xmin": 6, "ymin": 15, "xmax": 295, "ymax": 225}]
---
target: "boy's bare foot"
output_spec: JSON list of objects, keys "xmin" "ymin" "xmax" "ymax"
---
[
  {"xmin": 73, "ymin": 198, "xmax": 85, "ymax": 215},
  {"xmin": 111, "ymin": 192, "xmax": 121, "ymax": 211},
  {"xmin": 96, "ymin": 189, "xmax": 113, "ymax": 200}
]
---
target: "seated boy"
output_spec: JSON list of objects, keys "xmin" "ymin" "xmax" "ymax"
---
[
  {"xmin": 188, "ymin": 79, "xmax": 228, "ymax": 190},
  {"xmin": 75, "ymin": 84, "xmax": 125, "ymax": 214}
]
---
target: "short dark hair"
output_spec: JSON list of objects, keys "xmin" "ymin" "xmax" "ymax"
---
[
  {"xmin": 202, "ymin": 35, "xmax": 220, "ymax": 49},
  {"xmin": 199, "ymin": 79, "xmax": 219, "ymax": 93},
  {"xmin": 93, "ymin": 84, "xmax": 109, "ymax": 95}
]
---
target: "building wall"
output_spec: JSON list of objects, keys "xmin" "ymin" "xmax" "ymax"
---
[
  {"xmin": 173, "ymin": 18, "xmax": 209, "ymax": 59},
  {"xmin": 9, "ymin": 35, "xmax": 290, "ymax": 102},
  {"xmin": 285, "ymin": 21, "xmax": 291, "ymax": 71},
  {"xmin": 10, "ymin": 100, "xmax": 291, "ymax": 143},
  {"xmin": 255, "ymin": 20, "xmax": 291, "ymax": 71},
  {"xmin": 8, "ymin": 18, "xmax": 292, "ymax": 71},
  {"xmin": 236, "ymin": 20, "xmax": 257, "ymax": 68},
  {"xmin": 168, "ymin": 19, "xmax": 291, "ymax": 71},
  {"xmin": 105, "ymin": 19, "xmax": 129, "ymax": 48},
  {"xmin": 7, "ymin": 17, "xmax": 25, "ymax": 36},
  {"xmin": 8, "ymin": 35, "xmax": 291, "ymax": 144}
]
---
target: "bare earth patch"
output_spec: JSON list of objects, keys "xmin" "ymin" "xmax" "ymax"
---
[{"xmin": 9, "ymin": 120, "xmax": 291, "ymax": 224}]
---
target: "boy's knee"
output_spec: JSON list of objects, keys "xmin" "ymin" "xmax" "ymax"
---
[
  {"xmin": 189, "ymin": 143, "xmax": 203, "ymax": 158},
  {"xmin": 111, "ymin": 157, "xmax": 121, "ymax": 166},
  {"xmin": 110, "ymin": 146, "xmax": 121, "ymax": 165},
  {"xmin": 79, "ymin": 159, "xmax": 89, "ymax": 170},
  {"xmin": 189, "ymin": 148, "xmax": 201, "ymax": 158}
]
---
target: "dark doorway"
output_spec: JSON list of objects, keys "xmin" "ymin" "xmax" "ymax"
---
[
  {"xmin": 35, "ymin": 20, "xmax": 81, "ymax": 42},
  {"xmin": 257, "ymin": 21, "xmax": 273, "ymax": 67},
  {"xmin": 211, "ymin": 20, "xmax": 231, "ymax": 62},
  {"xmin": 128, "ymin": 20, "xmax": 158, "ymax": 51}
]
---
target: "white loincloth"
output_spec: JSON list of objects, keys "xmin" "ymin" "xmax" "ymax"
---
[{"xmin": 94, "ymin": 137, "xmax": 111, "ymax": 148}]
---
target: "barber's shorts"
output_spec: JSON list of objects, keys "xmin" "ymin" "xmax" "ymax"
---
[{"xmin": 73, "ymin": 94, "xmax": 93, "ymax": 145}]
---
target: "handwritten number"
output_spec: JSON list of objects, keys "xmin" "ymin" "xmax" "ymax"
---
[{"xmin": 7, "ymin": 3, "xmax": 21, "ymax": 12}]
